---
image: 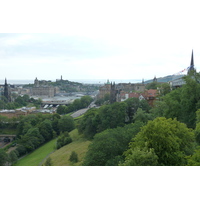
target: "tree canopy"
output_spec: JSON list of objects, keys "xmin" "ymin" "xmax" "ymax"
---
[
  {"xmin": 83, "ymin": 122, "xmax": 143, "ymax": 166},
  {"xmin": 123, "ymin": 117, "xmax": 195, "ymax": 166}
]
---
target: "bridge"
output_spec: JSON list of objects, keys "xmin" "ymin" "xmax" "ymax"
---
[
  {"xmin": 41, "ymin": 99, "xmax": 75, "ymax": 108},
  {"xmin": 0, "ymin": 135, "xmax": 16, "ymax": 143}
]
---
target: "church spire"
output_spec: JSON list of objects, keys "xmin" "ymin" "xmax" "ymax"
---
[
  {"xmin": 190, "ymin": 49, "xmax": 194, "ymax": 67},
  {"xmin": 188, "ymin": 50, "xmax": 195, "ymax": 74}
]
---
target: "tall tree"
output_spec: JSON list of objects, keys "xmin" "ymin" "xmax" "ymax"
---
[
  {"xmin": 83, "ymin": 122, "xmax": 143, "ymax": 166},
  {"xmin": 123, "ymin": 117, "xmax": 195, "ymax": 166},
  {"xmin": 58, "ymin": 115, "xmax": 75, "ymax": 133}
]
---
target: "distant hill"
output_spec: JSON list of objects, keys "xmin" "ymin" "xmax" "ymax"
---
[{"xmin": 144, "ymin": 74, "xmax": 184, "ymax": 84}]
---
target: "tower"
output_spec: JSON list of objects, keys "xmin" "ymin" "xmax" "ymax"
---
[
  {"xmin": 34, "ymin": 77, "xmax": 39, "ymax": 87},
  {"xmin": 153, "ymin": 76, "xmax": 157, "ymax": 83},
  {"xmin": 110, "ymin": 82, "xmax": 117, "ymax": 104},
  {"xmin": 4, "ymin": 78, "xmax": 11, "ymax": 102},
  {"xmin": 188, "ymin": 50, "xmax": 196, "ymax": 74}
]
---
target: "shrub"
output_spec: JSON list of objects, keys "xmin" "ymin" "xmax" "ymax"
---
[
  {"xmin": 44, "ymin": 157, "xmax": 52, "ymax": 166},
  {"xmin": 69, "ymin": 151, "xmax": 78, "ymax": 163}
]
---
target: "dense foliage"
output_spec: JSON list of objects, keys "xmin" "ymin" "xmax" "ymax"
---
[
  {"xmin": 0, "ymin": 113, "xmax": 75, "ymax": 165},
  {"xmin": 78, "ymin": 99, "xmax": 150, "ymax": 139},
  {"xmin": 122, "ymin": 117, "xmax": 195, "ymax": 166},
  {"xmin": 56, "ymin": 132, "xmax": 72, "ymax": 149},
  {"xmin": 152, "ymin": 74, "xmax": 200, "ymax": 128},
  {"xmin": 83, "ymin": 122, "xmax": 144, "ymax": 166},
  {"xmin": 0, "ymin": 94, "xmax": 42, "ymax": 110}
]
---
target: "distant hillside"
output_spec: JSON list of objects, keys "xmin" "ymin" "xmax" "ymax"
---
[{"xmin": 144, "ymin": 74, "xmax": 184, "ymax": 84}]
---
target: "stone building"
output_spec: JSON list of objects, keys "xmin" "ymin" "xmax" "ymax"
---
[
  {"xmin": 97, "ymin": 80, "xmax": 112, "ymax": 99},
  {"xmin": 97, "ymin": 80, "xmax": 145, "ymax": 103},
  {"xmin": 31, "ymin": 78, "xmax": 57, "ymax": 97}
]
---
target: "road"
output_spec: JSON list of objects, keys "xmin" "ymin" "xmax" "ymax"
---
[{"xmin": 70, "ymin": 108, "xmax": 89, "ymax": 118}]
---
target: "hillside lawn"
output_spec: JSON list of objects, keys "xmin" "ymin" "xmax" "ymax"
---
[
  {"xmin": 14, "ymin": 129, "xmax": 91, "ymax": 166},
  {"xmin": 43, "ymin": 129, "xmax": 91, "ymax": 166},
  {"xmin": 14, "ymin": 138, "xmax": 57, "ymax": 166}
]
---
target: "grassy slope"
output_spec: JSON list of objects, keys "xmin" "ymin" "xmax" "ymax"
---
[
  {"xmin": 48, "ymin": 139, "xmax": 91, "ymax": 166},
  {"xmin": 43, "ymin": 129, "xmax": 91, "ymax": 166},
  {"xmin": 14, "ymin": 138, "xmax": 57, "ymax": 166},
  {"xmin": 14, "ymin": 129, "xmax": 91, "ymax": 166}
]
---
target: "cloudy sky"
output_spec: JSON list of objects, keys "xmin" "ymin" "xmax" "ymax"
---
[{"xmin": 0, "ymin": 0, "xmax": 200, "ymax": 83}]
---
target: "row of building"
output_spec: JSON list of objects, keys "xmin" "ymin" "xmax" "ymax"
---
[
  {"xmin": 0, "ymin": 107, "xmax": 56, "ymax": 119},
  {"xmin": 97, "ymin": 80, "xmax": 158, "ymax": 106},
  {"xmin": 0, "ymin": 77, "xmax": 61, "ymax": 102}
]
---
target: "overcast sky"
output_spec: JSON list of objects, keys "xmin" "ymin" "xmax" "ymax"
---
[{"xmin": 0, "ymin": 0, "xmax": 200, "ymax": 83}]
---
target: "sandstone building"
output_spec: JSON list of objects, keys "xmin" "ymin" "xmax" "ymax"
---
[
  {"xmin": 31, "ymin": 78, "xmax": 58, "ymax": 97},
  {"xmin": 98, "ymin": 80, "xmax": 145, "ymax": 102}
]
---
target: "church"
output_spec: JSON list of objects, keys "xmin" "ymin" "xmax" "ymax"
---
[{"xmin": 3, "ymin": 78, "xmax": 11, "ymax": 102}]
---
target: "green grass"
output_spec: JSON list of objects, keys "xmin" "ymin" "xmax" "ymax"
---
[
  {"xmin": 14, "ymin": 138, "xmax": 57, "ymax": 166},
  {"xmin": 14, "ymin": 129, "xmax": 91, "ymax": 166},
  {"xmin": 69, "ymin": 129, "xmax": 83, "ymax": 141},
  {"xmin": 44, "ymin": 129, "xmax": 91, "ymax": 166},
  {"xmin": 48, "ymin": 138, "xmax": 91, "ymax": 166}
]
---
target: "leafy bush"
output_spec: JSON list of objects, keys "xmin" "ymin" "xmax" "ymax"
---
[
  {"xmin": 44, "ymin": 157, "xmax": 52, "ymax": 166},
  {"xmin": 69, "ymin": 151, "xmax": 78, "ymax": 163},
  {"xmin": 56, "ymin": 132, "xmax": 72, "ymax": 149}
]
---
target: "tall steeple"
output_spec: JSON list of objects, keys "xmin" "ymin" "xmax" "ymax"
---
[
  {"xmin": 188, "ymin": 50, "xmax": 195, "ymax": 74},
  {"xmin": 190, "ymin": 49, "xmax": 194, "ymax": 67},
  {"xmin": 4, "ymin": 78, "xmax": 11, "ymax": 102}
]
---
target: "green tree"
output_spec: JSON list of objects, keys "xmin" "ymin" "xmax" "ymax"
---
[
  {"xmin": 123, "ymin": 117, "xmax": 195, "ymax": 166},
  {"xmin": 56, "ymin": 132, "xmax": 72, "ymax": 149},
  {"xmin": 159, "ymin": 83, "xmax": 171, "ymax": 96},
  {"xmin": 97, "ymin": 102, "xmax": 127, "ymax": 132},
  {"xmin": 152, "ymin": 74, "xmax": 200, "ymax": 128},
  {"xmin": 22, "ymin": 94, "xmax": 30, "ymax": 102},
  {"xmin": 15, "ymin": 145, "xmax": 27, "ymax": 157},
  {"xmin": 15, "ymin": 96, "xmax": 26, "ymax": 106},
  {"xmin": 146, "ymin": 82, "xmax": 159, "ymax": 90},
  {"xmin": 187, "ymin": 147, "xmax": 200, "ymax": 166},
  {"xmin": 80, "ymin": 95, "xmax": 93, "ymax": 108},
  {"xmin": 78, "ymin": 108, "xmax": 99, "ymax": 139},
  {"xmin": 8, "ymin": 150, "xmax": 18, "ymax": 165},
  {"xmin": 121, "ymin": 147, "xmax": 158, "ymax": 166},
  {"xmin": 38, "ymin": 119, "xmax": 53, "ymax": 142},
  {"xmin": 134, "ymin": 108, "xmax": 153, "ymax": 124},
  {"xmin": 58, "ymin": 115, "xmax": 75, "ymax": 133},
  {"xmin": 44, "ymin": 157, "xmax": 52, "ymax": 166},
  {"xmin": 0, "ymin": 99, "xmax": 6, "ymax": 109},
  {"xmin": 57, "ymin": 105, "xmax": 67, "ymax": 115},
  {"xmin": 73, "ymin": 99, "xmax": 81, "ymax": 110},
  {"xmin": 180, "ymin": 75, "xmax": 200, "ymax": 128},
  {"xmin": 69, "ymin": 151, "xmax": 78, "ymax": 163},
  {"xmin": 0, "ymin": 149, "xmax": 8, "ymax": 166},
  {"xmin": 83, "ymin": 122, "xmax": 143, "ymax": 166},
  {"xmin": 125, "ymin": 97, "xmax": 140, "ymax": 122}
]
